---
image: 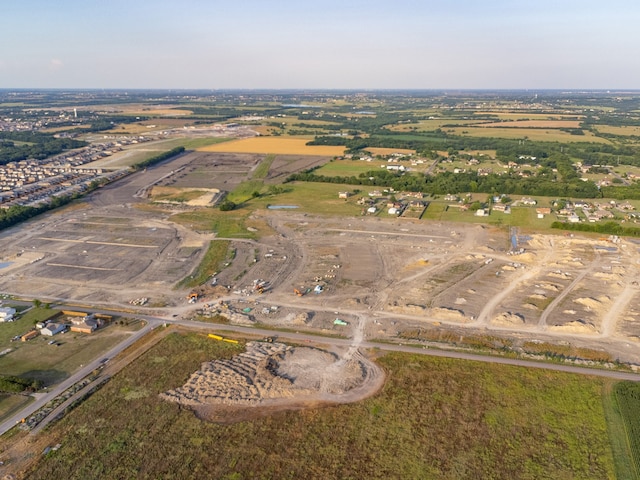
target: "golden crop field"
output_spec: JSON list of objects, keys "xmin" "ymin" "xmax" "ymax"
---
[
  {"xmin": 594, "ymin": 125, "xmax": 640, "ymax": 136},
  {"xmin": 477, "ymin": 120, "xmax": 582, "ymax": 128},
  {"xmin": 450, "ymin": 127, "xmax": 610, "ymax": 143},
  {"xmin": 197, "ymin": 137, "xmax": 346, "ymax": 156}
]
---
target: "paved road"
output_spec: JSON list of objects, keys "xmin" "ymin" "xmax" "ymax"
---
[{"xmin": 0, "ymin": 320, "xmax": 157, "ymax": 437}]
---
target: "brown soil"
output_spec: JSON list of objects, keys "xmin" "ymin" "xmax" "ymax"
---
[{"xmin": 160, "ymin": 341, "xmax": 384, "ymax": 423}]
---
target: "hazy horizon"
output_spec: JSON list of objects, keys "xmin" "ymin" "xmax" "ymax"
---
[{"xmin": 2, "ymin": 0, "xmax": 639, "ymax": 90}]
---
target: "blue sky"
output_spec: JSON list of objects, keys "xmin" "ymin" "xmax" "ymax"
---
[{"xmin": 1, "ymin": 0, "xmax": 639, "ymax": 89}]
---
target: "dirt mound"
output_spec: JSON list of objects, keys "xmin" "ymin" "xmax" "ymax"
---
[
  {"xmin": 550, "ymin": 320, "xmax": 598, "ymax": 335},
  {"xmin": 160, "ymin": 342, "xmax": 376, "ymax": 416},
  {"xmin": 492, "ymin": 312, "xmax": 525, "ymax": 326},
  {"xmin": 429, "ymin": 307, "xmax": 468, "ymax": 322},
  {"xmin": 574, "ymin": 296, "xmax": 608, "ymax": 311}
]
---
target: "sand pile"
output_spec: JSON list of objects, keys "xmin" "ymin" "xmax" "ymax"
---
[
  {"xmin": 160, "ymin": 342, "xmax": 367, "ymax": 408},
  {"xmin": 429, "ymin": 307, "xmax": 468, "ymax": 322},
  {"xmin": 492, "ymin": 312, "xmax": 525, "ymax": 326},
  {"xmin": 550, "ymin": 320, "xmax": 597, "ymax": 335},
  {"xmin": 539, "ymin": 283, "xmax": 560, "ymax": 292},
  {"xmin": 574, "ymin": 296, "xmax": 609, "ymax": 311}
]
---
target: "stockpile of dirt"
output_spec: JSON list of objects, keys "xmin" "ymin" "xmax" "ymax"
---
[
  {"xmin": 550, "ymin": 320, "xmax": 598, "ymax": 334},
  {"xmin": 429, "ymin": 307, "xmax": 468, "ymax": 322},
  {"xmin": 492, "ymin": 312, "xmax": 525, "ymax": 326},
  {"xmin": 160, "ymin": 342, "xmax": 368, "ymax": 408},
  {"xmin": 574, "ymin": 296, "xmax": 609, "ymax": 312}
]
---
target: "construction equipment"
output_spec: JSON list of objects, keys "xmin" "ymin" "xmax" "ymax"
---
[
  {"xmin": 187, "ymin": 292, "xmax": 199, "ymax": 303},
  {"xmin": 294, "ymin": 288, "xmax": 303, "ymax": 297},
  {"xmin": 208, "ymin": 334, "xmax": 223, "ymax": 341}
]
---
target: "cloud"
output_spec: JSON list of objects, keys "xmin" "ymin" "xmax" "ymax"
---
[{"xmin": 49, "ymin": 58, "xmax": 63, "ymax": 70}]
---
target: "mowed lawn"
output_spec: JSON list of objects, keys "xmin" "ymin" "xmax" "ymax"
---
[
  {"xmin": 197, "ymin": 136, "xmax": 346, "ymax": 156},
  {"xmin": 24, "ymin": 333, "xmax": 616, "ymax": 480}
]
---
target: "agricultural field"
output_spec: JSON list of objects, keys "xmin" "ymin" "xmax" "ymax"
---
[
  {"xmin": 448, "ymin": 126, "xmax": 610, "ymax": 143},
  {"xmin": 197, "ymin": 136, "xmax": 346, "ymax": 156},
  {"xmin": 19, "ymin": 332, "xmax": 617, "ymax": 480},
  {"xmin": 477, "ymin": 120, "xmax": 582, "ymax": 129},
  {"xmin": 594, "ymin": 125, "xmax": 640, "ymax": 137}
]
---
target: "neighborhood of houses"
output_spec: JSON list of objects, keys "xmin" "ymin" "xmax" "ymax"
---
[
  {"xmin": 6, "ymin": 309, "xmax": 114, "ymax": 343},
  {"xmin": 0, "ymin": 136, "xmax": 157, "ymax": 209}
]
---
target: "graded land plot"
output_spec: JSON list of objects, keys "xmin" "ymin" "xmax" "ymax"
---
[
  {"xmin": 264, "ymin": 154, "xmax": 331, "ymax": 182},
  {"xmin": 20, "ymin": 333, "xmax": 616, "ymax": 480},
  {"xmin": 154, "ymin": 151, "xmax": 260, "ymax": 191},
  {"xmin": 616, "ymin": 290, "xmax": 640, "ymax": 340},
  {"xmin": 544, "ymin": 251, "xmax": 626, "ymax": 335},
  {"xmin": 429, "ymin": 258, "xmax": 523, "ymax": 323},
  {"xmin": 197, "ymin": 136, "xmax": 346, "ymax": 156}
]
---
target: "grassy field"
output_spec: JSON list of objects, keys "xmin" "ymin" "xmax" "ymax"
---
[
  {"xmin": 611, "ymin": 382, "xmax": 640, "ymax": 478},
  {"xmin": 595, "ymin": 125, "xmax": 640, "ymax": 137},
  {"xmin": 248, "ymin": 182, "xmax": 368, "ymax": 216},
  {"xmin": 23, "ymin": 332, "xmax": 617, "ymax": 479},
  {"xmin": 314, "ymin": 159, "xmax": 388, "ymax": 177},
  {"xmin": 474, "ymin": 112, "xmax": 585, "ymax": 121},
  {"xmin": 170, "ymin": 208, "xmax": 263, "ymax": 238},
  {"xmin": 386, "ymin": 119, "xmax": 487, "ymax": 132},
  {"xmin": 0, "ymin": 310, "xmax": 141, "ymax": 387},
  {"xmin": 252, "ymin": 154, "xmax": 276, "ymax": 180},
  {"xmin": 178, "ymin": 241, "xmax": 231, "ymax": 289},
  {"xmin": 0, "ymin": 307, "xmax": 58, "ymax": 345},
  {"xmin": 197, "ymin": 136, "xmax": 346, "ymax": 156},
  {"xmin": 0, "ymin": 394, "xmax": 32, "ymax": 423},
  {"xmin": 449, "ymin": 126, "xmax": 610, "ymax": 143},
  {"xmin": 477, "ymin": 120, "xmax": 582, "ymax": 128},
  {"xmin": 422, "ymin": 202, "xmax": 558, "ymax": 231}
]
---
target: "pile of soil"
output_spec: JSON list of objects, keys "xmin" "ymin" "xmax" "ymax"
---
[{"xmin": 160, "ymin": 342, "xmax": 368, "ymax": 410}]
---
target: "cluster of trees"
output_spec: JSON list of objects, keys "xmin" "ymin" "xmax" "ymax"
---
[
  {"xmin": 0, "ymin": 375, "xmax": 41, "ymax": 393},
  {"xmin": 286, "ymin": 168, "xmax": 600, "ymax": 198},
  {"xmin": 551, "ymin": 221, "xmax": 640, "ymax": 237},
  {"xmin": 131, "ymin": 146, "xmax": 185, "ymax": 171},
  {"xmin": 0, "ymin": 132, "xmax": 86, "ymax": 165}
]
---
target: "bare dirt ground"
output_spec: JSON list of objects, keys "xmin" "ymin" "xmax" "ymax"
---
[
  {"xmin": 160, "ymin": 340, "xmax": 384, "ymax": 423},
  {"xmin": 1, "ymin": 151, "xmax": 640, "ymax": 419}
]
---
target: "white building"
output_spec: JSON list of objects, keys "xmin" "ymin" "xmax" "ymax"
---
[
  {"xmin": 41, "ymin": 323, "xmax": 66, "ymax": 336},
  {"xmin": 0, "ymin": 307, "xmax": 16, "ymax": 322}
]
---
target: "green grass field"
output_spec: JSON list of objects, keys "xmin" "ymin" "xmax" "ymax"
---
[
  {"xmin": 178, "ymin": 240, "xmax": 231, "ymax": 289},
  {"xmin": 170, "ymin": 208, "xmax": 261, "ymax": 238},
  {"xmin": 0, "ymin": 311, "xmax": 141, "ymax": 387},
  {"xmin": 0, "ymin": 307, "xmax": 58, "ymax": 346},
  {"xmin": 611, "ymin": 382, "xmax": 640, "ymax": 478},
  {"xmin": 314, "ymin": 159, "xmax": 388, "ymax": 177},
  {"xmin": 0, "ymin": 394, "xmax": 33, "ymax": 423},
  {"xmin": 23, "ymin": 332, "xmax": 617, "ymax": 480},
  {"xmin": 247, "ymin": 182, "xmax": 368, "ymax": 216}
]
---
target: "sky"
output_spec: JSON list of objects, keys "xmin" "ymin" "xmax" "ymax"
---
[{"xmin": 1, "ymin": 0, "xmax": 639, "ymax": 90}]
